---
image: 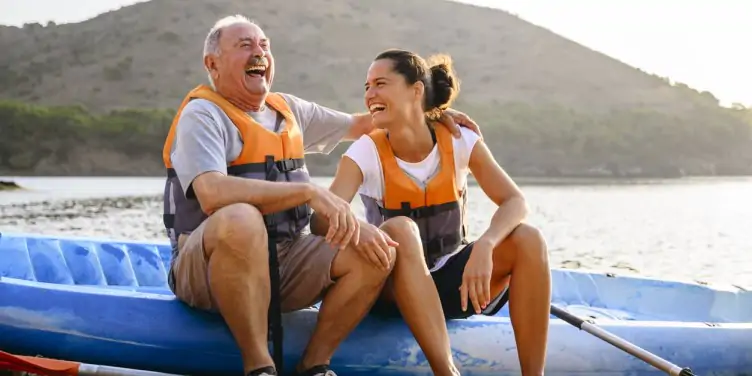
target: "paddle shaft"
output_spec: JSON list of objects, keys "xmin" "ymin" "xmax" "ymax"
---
[
  {"xmin": 551, "ymin": 305, "xmax": 696, "ymax": 376},
  {"xmin": 78, "ymin": 364, "xmax": 184, "ymax": 376}
]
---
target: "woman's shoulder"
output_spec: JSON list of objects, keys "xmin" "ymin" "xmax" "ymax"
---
[
  {"xmin": 452, "ymin": 126, "xmax": 482, "ymax": 153},
  {"xmin": 348, "ymin": 133, "xmax": 379, "ymax": 154},
  {"xmin": 343, "ymin": 133, "xmax": 380, "ymax": 170}
]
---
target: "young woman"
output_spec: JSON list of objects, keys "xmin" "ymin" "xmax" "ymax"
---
[{"xmin": 312, "ymin": 49, "xmax": 551, "ymax": 376}]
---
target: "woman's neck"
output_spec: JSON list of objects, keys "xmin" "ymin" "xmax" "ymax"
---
[{"xmin": 387, "ymin": 111, "xmax": 435, "ymax": 163}]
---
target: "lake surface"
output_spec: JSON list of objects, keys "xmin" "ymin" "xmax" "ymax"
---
[{"xmin": 1, "ymin": 175, "xmax": 750, "ymax": 290}]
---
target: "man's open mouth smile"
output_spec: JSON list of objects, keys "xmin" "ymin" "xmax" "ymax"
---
[{"xmin": 245, "ymin": 65, "xmax": 267, "ymax": 78}]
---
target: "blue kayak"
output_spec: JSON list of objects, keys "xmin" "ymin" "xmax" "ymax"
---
[{"xmin": 0, "ymin": 231, "xmax": 750, "ymax": 375}]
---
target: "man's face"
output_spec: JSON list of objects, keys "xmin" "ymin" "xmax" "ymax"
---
[{"xmin": 206, "ymin": 22, "xmax": 275, "ymax": 101}]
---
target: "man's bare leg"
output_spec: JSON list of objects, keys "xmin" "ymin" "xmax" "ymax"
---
[
  {"xmin": 489, "ymin": 223, "xmax": 551, "ymax": 376},
  {"xmin": 296, "ymin": 238, "xmax": 394, "ymax": 371},
  {"xmin": 377, "ymin": 216, "xmax": 460, "ymax": 376},
  {"xmin": 201, "ymin": 203, "xmax": 275, "ymax": 374}
]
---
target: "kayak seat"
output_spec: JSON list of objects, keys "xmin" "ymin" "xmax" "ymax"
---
[{"xmin": 0, "ymin": 233, "xmax": 172, "ymax": 289}]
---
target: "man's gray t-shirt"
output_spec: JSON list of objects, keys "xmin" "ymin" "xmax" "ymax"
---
[{"xmin": 169, "ymin": 93, "xmax": 354, "ymax": 195}]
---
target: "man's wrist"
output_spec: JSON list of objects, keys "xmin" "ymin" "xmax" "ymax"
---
[{"xmin": 302, "ymin": 182, "xmax": 317, "ymax": 202}]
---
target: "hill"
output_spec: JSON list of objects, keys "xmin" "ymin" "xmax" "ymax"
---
[{"xmin": 1, "ymin": 0, "xmax": 750, "ymax": 177}]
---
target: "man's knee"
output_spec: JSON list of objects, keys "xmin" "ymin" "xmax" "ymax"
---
[
  {"xmin": 379, "ymin": 216, "xmax": 425, "ymax": 266},
  {"xmin": 360, "ymin": 244, "xmax": 395, "ymax": 282},
  {"xmin": 507, "ymin": 223, "xmax": 549, "ymax": 265},
  {"xmin": 205, "ymin": 203, "xmax": 268, "ymax": 260}
]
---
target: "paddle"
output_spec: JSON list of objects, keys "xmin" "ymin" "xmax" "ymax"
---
[
  {"xmin": 0, "ymin": 350, "xmax": 183, "ymax": 376},
  {"xmin": 550, "ymin": 305, "xmax": 696, "ymax": 376}
]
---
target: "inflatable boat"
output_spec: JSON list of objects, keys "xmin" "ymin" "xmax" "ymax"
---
[{"xmin": 0, "ymin": 232, "xmax": 750, "ymax": 375}]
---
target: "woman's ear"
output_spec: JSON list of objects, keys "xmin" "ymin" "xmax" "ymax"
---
[{"xmin": 413, "ymin": 81, "xmax": 425, "ymax": 104}]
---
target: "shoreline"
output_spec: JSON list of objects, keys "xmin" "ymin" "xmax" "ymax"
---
[{"xmin": 2, "ymin": 174, "xmax": 752, "ymax": 187}]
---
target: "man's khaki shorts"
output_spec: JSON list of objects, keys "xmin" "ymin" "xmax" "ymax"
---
[{"xmin": 169, "ymin": 220, "xmax": 338, "ymax": 313}]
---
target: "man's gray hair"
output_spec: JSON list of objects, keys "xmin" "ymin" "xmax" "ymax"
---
[
  {"xmin": 203, "ymin": 14, "xmax": 255, "ymax": 58},
  {"xmin": 203, "ymin": 15, "xmax": 256, "ymax": 88}
]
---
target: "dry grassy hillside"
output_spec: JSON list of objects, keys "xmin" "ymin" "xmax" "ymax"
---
[
  {"xmin": 0, "ymin": 0, "xmax": 750, "ymax": 177},
  {"xmin": 0, "ymin": 0, "xmax": 724, "ymax": 114}
]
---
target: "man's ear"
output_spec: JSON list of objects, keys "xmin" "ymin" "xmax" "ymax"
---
[{"xmin": 204, "ymin": 55, "xmax": 218, "ymax": 78}]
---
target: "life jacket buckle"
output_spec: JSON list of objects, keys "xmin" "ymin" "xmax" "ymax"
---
[
  {"xmin": 276, "ymin": 159, "xmax": 298, "ymax": 172},
  {"xmin": 399, "ymin": 201, "xmax": 417, "ymax": 219}
]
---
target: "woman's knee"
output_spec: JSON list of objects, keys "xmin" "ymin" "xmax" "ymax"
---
[
  {"xmin": 379, "ymin": 216, "xmax": 424, "ymax": 264},
  {"xmin": 333, "ymin": 245, "xmax": 394, "ymax": 286},
  {"xmin": 380, "ymin": 216, "xmax": 420, "ymax": 238},
  {"xmin": 508, "ymin": 223, "xmax": 549, "ymax": 264}
]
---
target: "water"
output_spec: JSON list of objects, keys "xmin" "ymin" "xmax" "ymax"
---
[{"xmin": 1, "ymin": 175, "xmax": 750, "ymax": 290}]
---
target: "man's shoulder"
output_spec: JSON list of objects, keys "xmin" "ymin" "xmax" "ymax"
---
[
  {"xmin": 180, "ymin": 98, "xmax": 221, "ymax": 118},
  {"xmin": 177, "ymin": 98, "xmax": 236, "ymax": 133},
  {"xmin": 273, "ymin": 92, "xmax": 312, "ymax": 113}
]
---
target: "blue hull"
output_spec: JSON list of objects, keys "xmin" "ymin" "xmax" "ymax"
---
[{"xmin": 0, "ymin": 232, "xmax": 750, "ymax": 375}]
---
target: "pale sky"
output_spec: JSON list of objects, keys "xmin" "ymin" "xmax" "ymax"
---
[{"xmin": 1, "ymin": 0, "xmax": 750, "ymax": 107}]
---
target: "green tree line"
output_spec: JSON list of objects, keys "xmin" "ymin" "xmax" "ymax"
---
[
  {"xmin": 1, "ymin": 99, "xmax": 751, "ymax": 178},
  {"xmin": 0, "ymin": 100, "xmax": 174, "ymax": 176}
]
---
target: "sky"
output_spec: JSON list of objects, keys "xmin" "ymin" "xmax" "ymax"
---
[{"xmin": 1, "ymin": 0, "xmax": 750, "ymax": 107}]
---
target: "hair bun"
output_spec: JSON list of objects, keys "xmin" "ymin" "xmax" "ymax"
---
[{"xmin": 426, "ymin": 54, "xmax": 460, "ymax": 113}]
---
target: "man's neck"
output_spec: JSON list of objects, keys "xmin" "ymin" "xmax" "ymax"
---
[{"xmin": 216, "ymin": 87, "xmax": 266, "ymax": 112}]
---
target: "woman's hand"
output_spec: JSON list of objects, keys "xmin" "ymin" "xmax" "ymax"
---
[{"xmin": 460, "ymin": 240, "xmax": 494, "ymax": 314}]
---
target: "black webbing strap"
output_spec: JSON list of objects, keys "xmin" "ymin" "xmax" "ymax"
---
[
  {"xmin": 265, "ymin": 118, "xmax": 285, "ymax": 374},
  {"xmin": 379, "ymin": 201, "xmax": 459, "ymax": 219},
  {"xmin": 267, "ymin": 225, "xmax": 284, "ymax": 374},
  {"xmin": 226, "ymin": 158, "xmax": 305, "ymax": 175}
]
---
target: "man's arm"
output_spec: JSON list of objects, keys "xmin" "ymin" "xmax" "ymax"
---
[
  {"xmin": 282, "ymin": 93, "xmax": 482, "ymax": 148},
  {"xmin": 192, "ymin": 172, "xmax": 314, "ymax": 216},
  {"xmin": 192, "ymin": 169, "xmax": 357, "ymax": 246},
  {"xmin": 344, "ymin": 109, "xmax": 482, "ymax": 141},
  {"xmin": 343, "ymin": 113, "xmax": 375, "ymax": 141}
]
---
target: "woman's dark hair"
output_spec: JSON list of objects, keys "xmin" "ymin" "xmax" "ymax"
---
[{"xmin": 374, "ymin": 49, "xmax": 460, "ymax": 120}]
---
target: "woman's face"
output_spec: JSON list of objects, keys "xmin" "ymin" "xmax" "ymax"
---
[{"xmin": 364, "ymin": 59, "xmax": 423, "ymax": 129}]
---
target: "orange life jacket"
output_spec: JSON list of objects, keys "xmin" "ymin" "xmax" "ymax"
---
[
  {"xmin": 361, "ymin": 125, "xmax": 468, "ymax": 268},
  {"xmin": 162, "ymin": 85, "xmax": 311, "ymax": 251}
]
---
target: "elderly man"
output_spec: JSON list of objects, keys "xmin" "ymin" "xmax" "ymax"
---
[{"xmin": 161, "ymin": 15, "xmax": 479, "ymax": 376}]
